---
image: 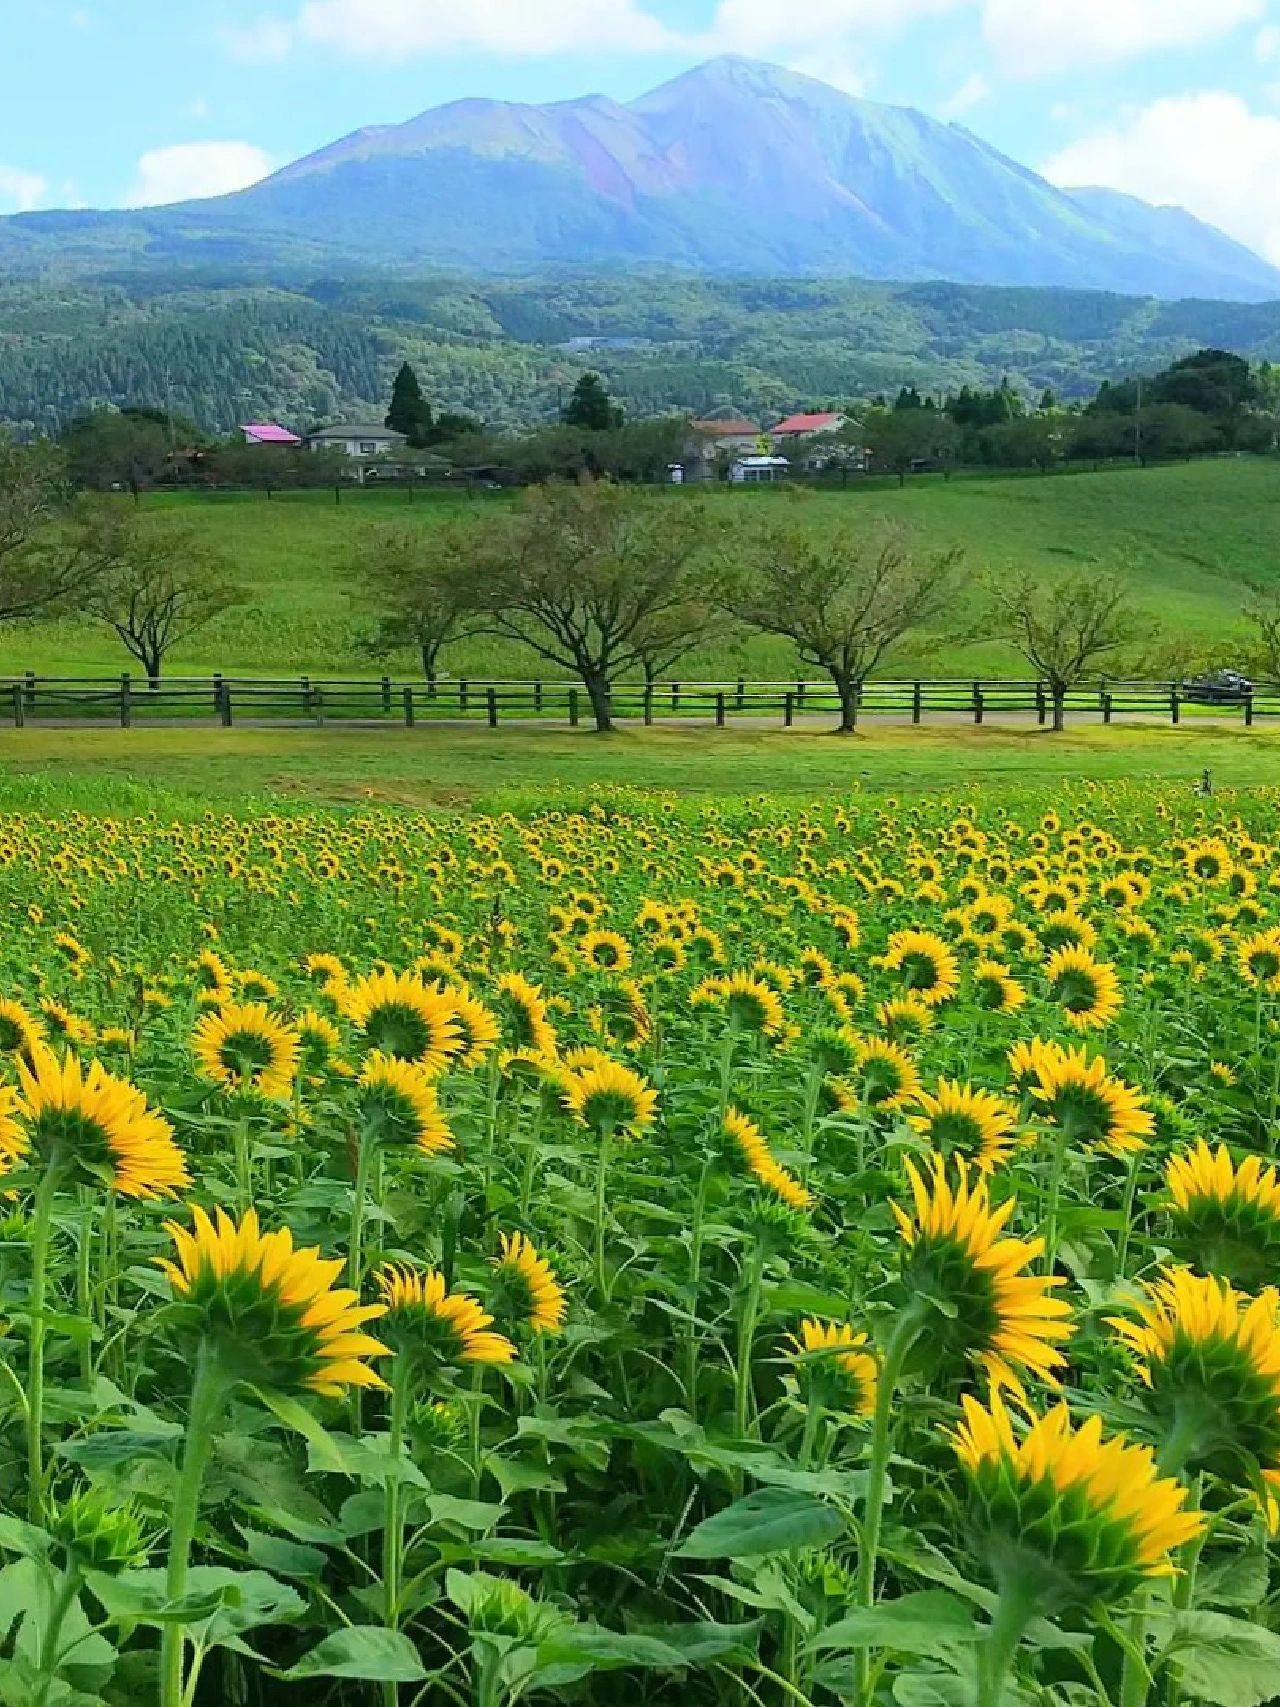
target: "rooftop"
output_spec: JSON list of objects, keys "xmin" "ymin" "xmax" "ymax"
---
[
  {"xmin": 692, "ymin": 416, "xmax": 761, "ymax": 436},
  {"xmin": 241, "ymin": 422, "xmax": 302, "ymax": 444},
  {"xmin": 771, "ymin": 411, "xmax": 847, "ymax": 435}
]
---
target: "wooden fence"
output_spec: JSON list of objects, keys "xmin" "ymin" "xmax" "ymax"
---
[{"xmin": 0, "ymin": 673, "xmax": 1274, "ymax": 731}]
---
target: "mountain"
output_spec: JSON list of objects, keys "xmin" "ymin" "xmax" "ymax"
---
[{"xmin": 1, "ymin": 57, "xmax": 1277, "ymax": 302}]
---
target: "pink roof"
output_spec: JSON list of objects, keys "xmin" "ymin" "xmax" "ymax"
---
[
  {"xmin": 771, "ymin": 412, "xmax": 846, "ymax": 436},
  {"xmin": 241, "ymin": 423, "xmax": 302, "ymax": 445}
]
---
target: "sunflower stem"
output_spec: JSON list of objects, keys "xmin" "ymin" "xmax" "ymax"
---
[
  {"xmin": 35, "ymin": 1564, "xmax": 84, "ymax": 1707},
  {"xmin": 348, "ymin": 1130, "xmax": 376, "ymax": 1437},
  {"xmin": 160, "ymin": 1343, "xmax": 232, "ymax": 1707},
  {"xmin": 1119, "ymin": 1427, "xmax": 1204, "ymax": 1707},
  {"xmin": 854, "ymin": 1302, "xmax": 927, "ymax": 1705},
  {"xmin": 1115, "ymin": 1149, "xmax": 1145, "ymax": 1279},
  {"xmin": 592, "ymin": 1120, "xmax": 615, "ymax": 1303},
  {"xmin": 798, "ymin": 1394, "xmax": 823, "ymax": 1472},
  {"xmin": 381, "ymin": 1357, "xmax": 413, "ymax": 1707},
  {"xmin": 468, "ymin": 1363, "xmax": 485, "ymax": 1498},
  {"xmin": 27, "ymin": 1161, "xmax": 63, "ymax": 1524},
  {"xmin": 75, "ymin": 1188, "xmax": 93, "ymax": 1387},
  {"xmin": 233, "ymin": 1116, "xmax": 252, "ymax": 1214},
  {"xmin": 977, "ymin": 1578, "xmax": 1041, "ymax": 1707},
  {"xmin": 732, "ymin": 1236, "xmax": 767, "ymax": 1453},
  {"xmin": 1042, "ymin": 1119, "xmax": 1072, "ymax": 1275},
  {"xmin": 684, "ymin": 1158, "xmax": 711, "ymax": 1424}
]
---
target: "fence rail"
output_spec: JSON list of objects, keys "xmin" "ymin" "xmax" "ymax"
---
[{"xmin": 1, "ymin": 672, "xmax": 1276, "ymax": 732}]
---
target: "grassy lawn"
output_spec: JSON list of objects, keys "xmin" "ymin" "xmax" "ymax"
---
[
  {"xmin": 0, "ymin": 721, "xmax": 1274, "ymax": 814},
  {"xmin": 4, "ymin": 457, "xmax": 1276, "ymax": 681}
]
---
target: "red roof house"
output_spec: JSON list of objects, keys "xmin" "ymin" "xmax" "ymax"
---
[
  {"xmin": 770, "ymin": 411, "xmax": 849, "ymax": 438},
  {"xmin": 240, "ymin": 423, "xmax": 303, "ymax": 447}
]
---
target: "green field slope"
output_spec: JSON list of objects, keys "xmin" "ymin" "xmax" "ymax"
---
[{"xmin": 5, "ymin": 457, "xmax": 1277, "ymax": 680}]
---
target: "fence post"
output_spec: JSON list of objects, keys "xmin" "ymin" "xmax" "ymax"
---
[
  {"xmin": 534, "ymin": 680, "xmax": 543, "ymax": 713},
  {"xmin": 1102, "ymin": 691, "xmax": 1113, "ymax": 725},
  {"xmin": 671, "ymin": 681, "xmax": 680, "ymax": 712},
  {"xmin": 381, "ymin": 675, "xmax": 392, "ymax": 715},
  {"xmin": 912, "ymin": 681, "xmax": 922, "ymax": 725},
  {"xmin": 784, "ymin": 691, "xmax": 794, "ymax": 728},
  {"xmin": 119, "ymin": 673, "xmax": 131, "ymax": 729},
  {"xmin": 403, "ymin": 686, "xmax": 415, "ymax": 728},
  {"xmin": 736, "ymin": 675, "xmax": 746, "ymax": 711},
  {"xmin": 486, "ymin": 687, "xmax": 498, "ymax": 728},
  {"xmin": 212, "ymin": 672, "xmax": 223, "ymax": 714},
  {"xmin": 973, "ymin": 686, "xmax": 984, "ymax": 726},
  {"xmin": 23, "ymin": 671, "xmax": 35, "ymax": 713},
  {"xmin": 715, "ymin": 691, "xmax": 726, "ymax": 728},
  {"xmin": 459, "ymin": 677, "xmax": 469, "ymax": 712},
  {"xmin": 220, "ymin": 687, "xmax": 233, "ymax": 727},
  {"xmin": 10, "ymin": 684, "xmax": 23, "ymax": 728},
  {"xmin": 643, "ymin": 685, "xmax": 654, "ymax": 727},
  {"xmin": 313, "ymin": 688, "xmax": 325, "ymax": 727},
  {"xmin": 1171, "ymin": 686, "xmax": 1181, "ymax": 726},
  {"xmin": 569, "ymin": 688, "xmax": 580, "ymax": 728},
  {"xmin": 1246, "ymin": 692, "xmax": 1255, "ymax": 728},
  {"xmin": 1035, "ymin": 683, "xmax": 1047, "ymax": 726},
  {"xmin": 796, "ymin": 678, "xmax": 806, "ymax": 709},
  {"xmin": 301, "ymin": 675, "xmax": 312, "ymax": 719}
]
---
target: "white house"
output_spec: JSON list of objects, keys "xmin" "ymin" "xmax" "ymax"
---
[
  {"xmin": 305, "ymin": 423, "xmax": 409, "ymax": 459},
  {"xmin": 729, "ymin": 455, "xmax": 790, "ymax": 484}
]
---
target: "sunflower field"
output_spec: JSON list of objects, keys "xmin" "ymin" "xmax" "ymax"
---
[{"xmin": 3, "ymin": 783, "xmax": 1280, "ymax": 1707}]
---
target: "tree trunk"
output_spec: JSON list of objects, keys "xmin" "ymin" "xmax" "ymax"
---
[
  {"xmin": 835, "ymin": 674, "xmax": 859, "ymax": 734},
  {"xmin": 1051, "ymin": 686, "xmax": 1066, "ymax": 732},
  {"xmin": 421, "ymin": 644, "xmax": 438, "ymax": 699},
  {"xmin": 583, "ymin": 671, "xmax": 614, "ymax": 734}
]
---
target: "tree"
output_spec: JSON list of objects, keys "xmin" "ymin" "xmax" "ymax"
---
[
  {"xmin": 721, "ymin": 516, "xmax": 961, "ymax": 733},
  {"xmin": 986, "ymin": 570, "xmax": 1140, "ymax": 731},
  {"xmin": 0, "ymin": 437, "xmax": 109, "ymax": 622},
  {"xmin": 562, "ymin": 373, "xmax": 622, "ymax": 432},
  {"xmin": 76, "ymin": 505, "xmax": 245, "ymax": 686},
  {"xmin": 478, "ymin": 481, "xmax": 714, "ymax": 732},
  {"xmin": 385, "ymin": 363, "xmax": 434, "ymax": 449},
  {"xmin": 1135, "ymin": 402, "xmax": 1219, "ymax": 464},
  {"xmin": 351, "ymin": 521, "xmax": 484, "ymax": 693},
  {"xmin": 1243, "ymin": 582, "xmax": 1280, "ymax": 686},
  {"xmin": 979, "ymin": 417, "xmax": 1063, "ymax": 473},
  {"xmin": 864, "ymin": 410, "xmax": 959, "ymax": 485},
  {"xmin": 61, "ymin": 409, "xmax": 195, "ymax": 493}
]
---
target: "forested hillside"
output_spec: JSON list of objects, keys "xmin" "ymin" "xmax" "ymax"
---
[{"xmin": 6, "ymin": 272, "xmax": 1280, "ymax": 435}]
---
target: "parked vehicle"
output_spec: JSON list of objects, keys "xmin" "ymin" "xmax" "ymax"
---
[{"xmin": 1181, "ymin": 669, "xmax": 1254, "ymax": 704}]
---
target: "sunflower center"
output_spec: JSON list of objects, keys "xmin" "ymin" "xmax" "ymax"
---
[{"xmin": 362, "ymin": 1002, "xmax": 433, "ymax": 1060}]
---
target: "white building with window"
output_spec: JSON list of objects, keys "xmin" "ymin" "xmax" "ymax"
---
[
  {"xmin": 305, "ymin": 423, "xmax": 409, "ymax": 459},
  {"xmin": 729, "ymin": 454, "xmax": 790, "ymax": 484}
]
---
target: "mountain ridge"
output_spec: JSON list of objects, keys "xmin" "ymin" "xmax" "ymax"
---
[{"xmin": 1, "ymin": 56, "xmax": 1277, "ymax": 302}]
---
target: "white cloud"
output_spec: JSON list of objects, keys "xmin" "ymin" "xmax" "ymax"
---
[
  {"xmin": 785, "ymin": 52, "xmax": 869, "ymax": 96},
  {"xmin": 125, "ymin": 141, "xmax": 274, "ymax": 207},
  {"xmin": 982, "ymin": 0, "xmax": 1264, "ymax": 77},
  {"xmin": 940, "ymin": 72, "xmax": 989, "ymax": 117},
  {"xmin": 706, "ymin": 0, "xmax": 963, "ymax": 54},
  {"xmin": 1043, "ymin": 92, "xmax": 1280, "ymax": 263},
  {"xmin": 290, "ymin": 0, "xmax": 675, "ymax": 57},
  {"xmin": 1258, "ymin": 22, "xmax": 1280, "ymax": 61},
  {"xmin": 222, "ymin": 17, "xmax": 296, "ymax": 61},
  {"xmin": 0, "ymin": 165, "xmax": 49, "ymax": 213}
]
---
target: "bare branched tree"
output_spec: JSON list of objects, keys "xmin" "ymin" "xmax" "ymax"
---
[
  {"xmin": 986, "ymin": 570, "xmax": 1139, "ymax": 730},
  {"xmin": 348, "ymin": 521, "xmax": 485, "ymax": 694},
  {"xmin": 77, "ymin": 504, "xmax": 245, "ymax": 685},
  {"xmin": 720, "ymin": 518, "xmax": 961, "ymax": 732},
  {"xmin": 0, "ymin": 439, "xmax": 102, "ymax": 622},
  {"xmin": 479, "ymin": 481, "xmax": 717, "ymax": 732}
]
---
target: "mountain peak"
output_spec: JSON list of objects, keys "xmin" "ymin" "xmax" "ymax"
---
[{"xmin": 634, "ymin": 54, "xmax": 853, "ymax": 109}]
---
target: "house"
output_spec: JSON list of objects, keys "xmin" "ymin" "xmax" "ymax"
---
[
  {"xmin": 305, "ymin": 423, "xmax": 409, "ymax": 459},
  {"xmin": 768, "ymin": 411, "xmax": 850, "ymax": 446},
  {"xmin": 729, "ymin": 455, "xmax": 790, "ymax": 484},
  {"xmin": 685, "ymin": 414, "xmax": 767, "ymax": 479},
  {"xmin": 239, "ymin": 423, "xmax": 302, "ymax": 448}
]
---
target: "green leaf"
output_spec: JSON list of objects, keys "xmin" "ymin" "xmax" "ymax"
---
[
  {"xmin": 677, "ymin": 1488, "xmax": 844, "ymax": 1559},
  {"xmin": 1163, "ymin": 1611, "xmax": 1280, "ymax": 1707},
  {"xmin": 810, "ymin": 1592, "xmax": 980, "ymax": 1659},
  {"xmin": 425, "ymin": 1495, "xmax": 507, "ymax": 1534},
  {"xmin": 281, "ymin": 1627, "xmax": 427, "ymax": 1684},
  {"xmin": 58, "ymin": 1428, "xmax": 179, "ymax": 1469},
  {"xmin": 0, "ymin": 1515, "xmax": 51, "ymax": 1560},
  {"xmin": 238, "ymin": 1528, "xmax": 329, "ymax": 1579}
]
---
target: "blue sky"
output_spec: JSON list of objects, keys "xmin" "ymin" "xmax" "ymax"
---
[{"xmin": 5, "ymin": 0, "xmax": 1280, "ymax": 258}]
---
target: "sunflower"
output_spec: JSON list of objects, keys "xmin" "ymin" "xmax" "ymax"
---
[
  {"xmin": 160, "ymin": 1206, "xmax": 389, "ymax": 1396},
  {"xmin": 1042, "ymin": 946, "xmax": 1123, "ymax": 1032},
  {"xmin": 1237, "ymin": 928, "xmax": 1280, "ymax": 995},
  {"xmin": 490, "ymin": 1232, "xmax": 567, "ymax": 1335},
  {"xmin": 562, "ymin": 1059, "xmax": 657, "ymax": 1136},
  {"xmin": 722, "ymin": 1107, "xmax": 813, "ymax": 1211},
  {"xmin": 375, "ymin": 1265, "xmax": 515, "ymax": 1367},
  {"xmin": 690, "ymin": 971, "xmax": 786, "ymax": 1038},
  {"xmin": 845, "ymin": 1037, "xmax": 923, "ymax": 1113},
  {"xmin": 786, "ymin": 1319, "xmax": 877, "ymax": 1416},
  {"xmin": 0, "ymin": 997, "xmax": 45, "ymax": 1060},
  {"xmin": 1029, "ymin": 1043, "xmax": 1154, "ymax": 1157},
  {"xmin": 1109, "ymin": 1267, "xmax": 1280, "ymax": 1482},
  {"xmin": 1184, "ymin": 838, "xmax": 1234, "ymax": 884},
  {"xmin": 971, "ymin": 960, "xmax": 1027, "ymax": 1013},
  {"xmin": 579, "ymin": 930, "xmax": 632, "ymax": 973},
  {"xmin": 355, "ymin": 1053, "xmax": 453, "ymax": 1156},
  {"xmin": 906, "ymin": 1079, "xmax": 1023, "ymax": 1173},
  {"xmin": 339, "ymin": 971, "xmax": 461, "ymax": 1070},
  {"xmin": 296, "ymin": 1010, "xmax": 343, "ymax": 1076},
  {"xmin": 1165, "ymin": 1142, "xmax": 1280, "ymax": 1287},
  {"xmin": 893, "ymin": 1156, "xmax": 1074, "ymax": 1396},
  {"xmin": 39, "ymin": 999, "xmax": 95, "ymax": 1048},
  {"xmin": 193, "ymin": 1003, "xmax": 301, "ymax": 1102},
  {"xmin": 493, "ymin": 973, "xmax": 558, "ymax": 1057},
  {"xmin": 876, "ymin": 996, "xmax": 935, "ymax": 1043},
  {"xmin": 449, "ymin": 989, "xmax": 501, "ymax": 1069},
  {"xmin": 876, "ymin": 929, "xmax": 960, "ymax": 1007},
  {"xmin": 952, "ymin": 1391, "xmax": 1204, "ymax": 1609},
  {"xmin": 15, "ymin": 1047, "xmax": 188, "ymax": 1198}
]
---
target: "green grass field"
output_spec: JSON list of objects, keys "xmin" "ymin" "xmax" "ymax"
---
[
  {"xmin": 7, "ymin": 458, "xmax": 1279, "ymax": 682},
  {"xmin": 0, "ymin": 721, "xmax": 1274, "ymax": 815}
]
